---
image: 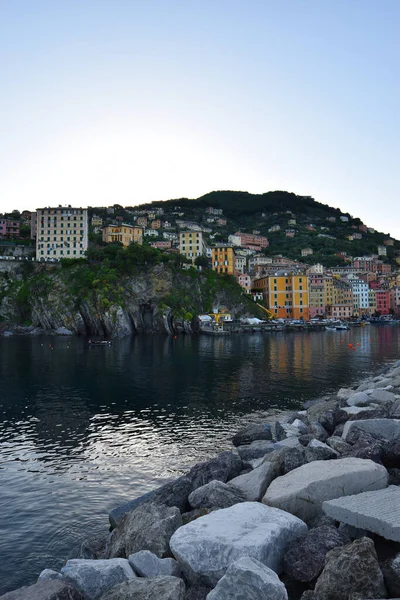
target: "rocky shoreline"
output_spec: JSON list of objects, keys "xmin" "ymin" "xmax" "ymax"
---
[{"xmin": 2, "ymin": 360, "xmax": 400, "ymax": 600}]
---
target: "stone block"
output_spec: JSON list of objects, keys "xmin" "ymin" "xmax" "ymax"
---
[
  {"xmin": 342, "ymin": 419, "xmax": 400, "ymax": 442},
  {"xmin": 61, "ymin": 558, "xmax": 135, "ymax": 599}
]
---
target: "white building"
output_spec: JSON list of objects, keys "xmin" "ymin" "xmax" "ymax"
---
[
  {"xmin": 35, "ymin": 206, "xmax": 88, "ymax": 260},
  {"xmin": 179, "ymin": 231, "xmax": 207, "ymax": 262},
  {"xmin": 350, "ymin": 279, "xmax": 370, "ymax": 314},
  {"xmin": 235, "ymin": 255, "xmax": 246, "ymax": 273},
  {"xmin": 144, "ymin": 229, "xmax": 158, "ymax": 237}
]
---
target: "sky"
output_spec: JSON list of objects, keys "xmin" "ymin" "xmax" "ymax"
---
[{"xmin": 0, "ymin": 1, "xmax": 399, "ymax": 238}]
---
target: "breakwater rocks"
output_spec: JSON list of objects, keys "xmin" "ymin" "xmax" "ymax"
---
[{"xmin": 3, "ymin": 361, "xmax": 400, "ymax": 600}]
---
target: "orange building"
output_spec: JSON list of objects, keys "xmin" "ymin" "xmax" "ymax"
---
[
  {"xmin": 212, "ymin": 245, "xmax": 236, "ymax": 275},
  {"xmin": 253, "ymin": 274, "xmax": 309, "ymax": 320}
]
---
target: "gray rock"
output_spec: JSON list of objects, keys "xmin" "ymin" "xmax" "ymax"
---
[
  {"xmin": 298, "ymin": 434, "xmax": 315, "ymax": 446},
  {"xmin": 261, "ymin": 447, "xmax": 290, "ymax": 475},
  {"xmin": 275, "ymin": 437, "xmax": 302, "ymax": 449},
  {"xmin": 232, "ymin": 424, "xmax": 272, "ymax": 446},
  {"xmin": 108, "ymin": 503, "xmax": 182, "ymax": 558},
  {"xmin": 347, "ymin": 392, "xmax": 371, "ymax": 407},
  {"xmin": 206, "ymin": 556, "xmax": 288, "ymax": 600},
  {"xmin": 309, "ymin": 514, "xmax": 337, "ymax": 529},
  {"xmin": 337, "ymin": 388, "xmax": 356, "ymax": 401},
  {"xmin": 188, "ymin": 452, "xmax": 242, "ymax": 490},
  {"xmin": 0, "ymin": 581, "xmax": 82, "ymax": 599},
  {"xmin": 338, "ymin": 523, "xmax": 371, "ymax": 540},
  {"xmin": 263, "ymin": 458, "xmax": 388, "ymax": 523},
  {"xmin": 237, "ymin": 441, "xmax": 275, "ymax": 461},
  {"xmin": 342, "ymin": 405, "xmax": 377, "ymax": 416},
  {"xmin": 55, "ymin": 327, "xmax": 73, "ymax": 335},
  {"xmin": 77, "ymin": 535, "xmax": 107, "ymax": 559},
  {"xmin": 327, "ymin": 436, "xmax": 352, "ymax": 454},
  {"xmin": 61, "ymin": 559, "xmax": 134, "ymax": 600},
  {"xmin": 98, "ymin": 576, "xmax": 186, "ymax": 600},
  {"xmin": 169, "ymin": 501, "xmax": 307, "ymax": 586},
  {"xmin": 184, "ymin": 586, "xmax": 212, "ymax": 600},
  {"xmin": 305, "ymin": 439, "xmax": 338, "ymax": 462},
  {"xmin": 38, "ymin": 570, "xmax": 63, "ymax": 581},
  {"xmin": 382, "ymin": 553, "xmax": 400, "ymax": 597},
  {"xmin": 309, "ymin": 421, "xmax": 329, "ymax": 442},
  {"xmin": 109, "ymin": 476, "xmax": 192, "ymax": 528},
  {"xmin": 182, "ymin": 507, "xmax": 215, "ymax": 525},
  {"xmin": 390, "ymin": 399, "xmax": 400, "ymax": 419},
  {"xmin": 313, "ymin": 537, "xmax": 387, "ymax": 600},
  {"xmin": 388, "ymin": 468, "xmax": 400, "ymax": 485},
  {"xmin": 342, "ymin": 419, "xmax": 400, "ymax": 443},
  {"xmin": 3, "ymin": 331, "xmax": 13, "ymax": 337},
  {"xmin": 228, "ymin": 461, "xmax": 278, "ymax": 501},
  {"xmin": 322, "ymin": 485, "xmax": 400, "ymax": 542},
  {"xmin": 291, "ymin": 419, "xmax": 310, "ymax": 435},
  {"xmin": 128, "ymin": 550, "xmax": 181, "ymax": 577},
  {"xmin": 343, "ymin": 438, "xmax": 383, "ymax": 464},
  {"xmin": 381, "ymin": 439, "xmax": 400, "ymax": 468},
  {"xmin": 283, "ymin": 526, "xmax": 349, "ymax": 582},
  {"xmin": 284, "ymin": 448, "xmax": 305, "ymax": 473},
  {"xmin": 188, "ymin": 480, "xmax": 246, "ymax": 509},
  {"xmin": 273, "ymin": 421, "xmax": 288, "ymax": 441},
  {"xmin": 369, "ymin": 389, "xmax": 397, "ymax": 404}
]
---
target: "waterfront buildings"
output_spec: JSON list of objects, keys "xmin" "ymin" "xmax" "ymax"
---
[
  {"xmin": 102, "ymin": 224, "xmax": 143, "ymax": 247},
  {"xmin": 228, "ymin": 232, "xmax": 269, "ymax": 248},
  {"xmin": 179, "ymin": 231, "xmax": 207, "ymax": 262},
  {"xmin": 253, "ymin": 274, "xmax": 310, "ymax": 320},
  {"xmin": 35, "ymin": 206, "xmax": 88, "ymax": 259},
  {"xmin": 212, "ymin": 245, "xmax": 236, "ymax": 275}
]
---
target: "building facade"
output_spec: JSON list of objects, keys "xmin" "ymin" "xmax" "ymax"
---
[
  {"xmin": 36, "ymin": 206, "xmax": 88, "ymax": 259},
  {"xmin": 211, "ymin": 245, "xmax": 236, "ymax": 275},
  {"xmin": 253, "ymin": 275, "xmax": 309, "ymax": 320},
  {"xmin": 102, "ymin": 224, "xmax": 143, "ymax": 247},
  {"xmin": 0, "ymin": 219, "xmax": 20, "ymax": 239},
  {"xmin": 179, "ymin": 231, "xmax": 206, "ymax": 262}
]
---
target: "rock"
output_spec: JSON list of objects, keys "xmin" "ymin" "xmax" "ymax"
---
[
  {"xmin": 228, "ymin": 461, "xmax": 278, "ymax": 501},
  {"xmin": 0, "ymin": 580, "xmax": 83, "ymax": 600},
  {"xmin": 343, "ymin": 440, "xmax": 383, "ymax": 464},
  {"xmin": 346, "ymin": 392, "xmax": 371, "ymax": 407},
  {"xmin": 313, "ymin": 537, "xmax": 387, "ymax": 600},
  {"xmin": 188, "ymin": 480, "xmax": 246, "ymax": 509},
  {"xmin": 327, "ymin": 436, "xmax": 352, "ymax": 454},
  {"xmin": 128, "ymin": 550, "xmax": 181, "ymax": 577},
  {"xmin": 309, "ymin": 514, "xmax": 337, "ymax": 529},
  {"xmin": 291, "ymin": 419, "xmax": 309, "ymax": 434},
  {"xmin": 61, "ymin": 559, "xmax": 134, "ymax": 599},
  {"xmin": 283, "ymin": 448, "xmax": 305, "ymax": 473},
  {"xmin": 98, "ymin": 576, "xmax": 186, "ymax": 600},
  {"xmin": 77, "ymin": 535, "xmax": 107, "ymax": 559},
  {"xmin": 307, "ymin": 399, "xmax": 338, "ymax": 433},
  {"xmin": 390, "ymin": 400, "xmax": 400, "ymax": 419},
  {"xmin": 322, "ymin": 485, "xmax": 400, "ymax": 542},
  {"xmin": 381, "ymin": 440, "xmax": 400, "ymax": 468},
  {"xmin": 55, "ymin": 327, "xmax": 73, "ymax": 335},
  {"xmin": 388, "ymin": 468, "xmax": 400, "ymax": 485},
  {"xmin": 309, "ymin": 421, "xmax": 329, "ymax": 442},
  {"xmin": 342, "ymin": 405, "xmax": 377, "ymax": 416},
  {"xmin": 262, "ymin": 458, "xmax": 388, "ymax": 523},
  {"xmin": 337, "ymin": 388, "xmax": 356, "ymax": 401},
  {"xmin": 108, "ymin": 503, "xmax": 182, "ymax": 558},
  {"xmin": 283, "ymin": 526, "xmax": 349, "ymax": 582},
  {"xmin": 275, "ymin": 437, "xmax": 302, "ymax": 449},
  {"xmin": 182, "ymin": 507, "xmax": 215, "ymax": 525},
  {"xmin": 342, "ymin": 419, "xmax": 400, "ymax": 443},
  {"xmin": 298, "ymin": 434, "xmax": 315, "ymax": 446},
  {"xmin": 299, "ymin": 592, "xmax": 316, "ymax": 600},
  {"xmin": 305, "ymin": 439, "xmax": 338, "ymax": 462},
  {"xmin": 38, "ymin": 570, "xmax": 63, "ymax": 581},
  {"xmin": 169, "ymin": 501, "xmax": 307, "ymax": 586},
  {"xmin": 109, "ymin": 476, "xmax": 192, "ymax": 528},
  {"xmin": 232, "ymin": 424, "xmax": 272, "ymax": 446},
  {"xmin": 206, "ymin": 556, "xmax": 288, "ymax": 600},
  {"xmin": 369, "ymin": 389, "xmax": 397, "ymax": 404},
  {"xmin": 188, "ymin": 452, "xmax": 242, "ymax": 490},
  {"xmin": 338, "ymin": 523, "xmax": 371, "ymax": 540},
  {"xmin": 273, "ymin": 421, "xmax": 288, "ymax": 441},
  {"xmin": 184, "ymin": 586, "xmax": 212, "ymax": 600},
  {"xmin": 237, "ymin": 441, "xmax": 275, "ymax": 461},
  {"xmin": 382, "ymin": 553, "xmax": 400, "ymax": 597}
]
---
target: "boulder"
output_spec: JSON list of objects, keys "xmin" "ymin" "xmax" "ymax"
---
[
  {"xmin": 369, "ymin": 389, "xmax": 397, "ymax": 404},
  {"xmin": 262, "ymin": 458, "xmax": 388, "ymax": 523},
  {"xmin": 98, "ymin": 576, "xmax": 185, "ymax": 600},
  {"xmin": 381, "ymin": 439, "xmax": 400, "ymax": 468},
  {"xmin": 182, "ymin": 508, "xmax": 215, "ymax": 525},
  {"xmin": 228, "ymin": 462, "xmax": 277, "ymax": 501},
  {"xmin": 184, "ymin": 587, "xmax": 212, "ymax": 600},
  {"xmin": 382, "ymin": 553, "xmax": 400, "ymax": 597},
  {"xmin": 109, "ymin": 476, "xmax": 192, "ymax": 528},
  {"xmin": 388, "ymin": 467, "xmax": 400, "ymax": 485},
  {"xmin": 55, "ymin": 327, "xmax": 73, "ymax": 336},
  {"xmin": 322, "ymin": 486, "xmax": 400, "ymax": 542},
  {"xmin": 61, "ymin": 559, "xmax": 135, "ymax": 600},
  {"xmin": 346, "ymin": 392, "xmax": 371, "ymax": 407},
  {"xmin": 298, "ymin": 434, "xmax": 315, "ymax": 446},
  {"xmin": 283, "ymin": 448, "xmax": 305, "ymax": 473},
  {"xmin": 38, "ymin": 570, "xmax": 63, "ymax": 581},
  {"xmin": 282, "ymin": 526, "xmax": 348, "ymax": 582},
  {"xmin": 237, "ymin": 441, "xmax": 275, "ymax": 462},
  {"xmin": 342, "ymin": 419, "xmax": 400, "ymax": 443},
  {"xmin": 313, "ymin": 537, "xmax": 387, "ymax": 600},
  {"xmin": 169, "ymin": 502, "xmax": 307, "ymax": 586},
  {"xmin": 337, "ymin": 388, "xmax": 356, "ymax": 401},
  {"xmin": 107, "ymin": 503, "xmax": 182, "ymax": 558},
  {"xmin": 342, "ymin": 440, "xmax": 383, "ymax": 464},
  {"xmin": 326, "ymin": 436, "xmax": 352, "ymax": 454},
  {"xmin": 0, "ymin": 580, "xmax": 83, "ymax": 600},
  {"xmin": 77, "ymin": 535, "xmax": 107, "ymax": 560},
  {"xmin": 188, "ymin": 480, "xmax": 246, "ymax": 509},
  {"xmin": 206, "ymin": 556, "xmax": 288, "ymax": 600},
  {"xmin": 128, "ymin": 550, "xmax": 181, "ymax": 577},
  {"xmin": 232, "ymin": 424, "xmax": 272, "ymax": 446},
  {"xmin": 308, "ymin": 514, "xmax": 337, "ymax": 529},
  {"xmin": 188, "ymin": 452, "xmax": 242, "ymax": 490},
  {"xmin": 305, "ymin": 440, "xmax": 338, "ymax": 462},
  {"xmin": 309, "ymin": 421, "xmax": 329, "ymax": 442},
  {"xmin": 342, "ymin": 405, "xmax": 377, "ymax": 416}
]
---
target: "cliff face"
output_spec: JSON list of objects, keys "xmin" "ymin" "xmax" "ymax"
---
[{"xmin": 0, "ymin": 263, "xmax": 260, "ymax": 337}]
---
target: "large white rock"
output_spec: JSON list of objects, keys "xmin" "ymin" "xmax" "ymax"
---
[
  {"xmin": 346, "ymin": 392, "xmax": 371, "ymax": 407},
  {"xmin": 169, "ymin": 501, "xmax": 307, "ymax": 586},
  {"xmin": 342, "ymin": 405, "xmax": 377, "ymax": 415},
  {"xmin": 368, "ymin": 389, "xmax": 397, "ymax": 404},
  {"xmin": 128, "ymin": 550, "xmax": 181, "ymax": 577},
  {"xmin": 342, "ymin": 418, "xmax": 400, "ymax": 442},
  {"xmin": 337, "ymin": 388, "xmax": 356, "ymax": 401},
  {"xmin": 61, "ymin": 558, "xmax": 135, "ymax": 599},
  {"xmin": 323, "ymin": 485, "xmax": 400, "ymax": 542},
  {"xmin": 228, "ymin": 462, "xmax": 277, "ymax": 501},
  {"xmin": 262, "ymin": 458, "xmax": 388, "ymax": 523},
  {"xmin": 206, "ymin": 556, "xmax": 288, "ymax": 600}
]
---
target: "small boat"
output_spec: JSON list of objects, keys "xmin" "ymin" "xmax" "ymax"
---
[
  {"xmin": 325, "ymin": 322, "xmax": 349, "ymax": 331},
  {"xmin": 88, "ymin": 340, "xmax": 113, "ymax": 346}
]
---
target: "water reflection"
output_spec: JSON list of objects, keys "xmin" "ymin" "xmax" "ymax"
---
[{"xmin": 0, "ymin": 327, "xmax": 399, "ymax": 593}]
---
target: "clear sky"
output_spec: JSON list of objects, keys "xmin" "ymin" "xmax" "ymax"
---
[{"xmin": 1, "ymin": 1, "xmax": 399, "ymax": 237}]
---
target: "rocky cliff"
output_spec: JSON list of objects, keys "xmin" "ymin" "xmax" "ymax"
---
[{"xmin": 0, "ymin": 262, "xmax": 261, "ymax": 337}]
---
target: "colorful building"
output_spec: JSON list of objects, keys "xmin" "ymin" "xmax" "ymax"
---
[
  {"xmin": 102, "ymin": 224, "xmax": 143, "ymax": 246},
  {"xmin": 36, "ymin": 206, "xmax": 88, "ymax": 259},
  {"xmin": 375, "ymin": 289, "xmax": 390, "ymax": 315},
  {"xmin": 253, "ymin": 275, "xmax": 309, "ymax": 320},
  {"xmin": 211, "ymin": 245, "xmax": 236, "ymax": 275},
  {"xmin": 151, "ymin": 219, "xmax": 161, "ymax": 229},
  {"xmin": 179, "ymin": 231, "xmax": 207, "ymax": 262},
  {"xmin": 229, "ymin": 232, "xmax": 269, "ymax": 248},
  {"xmin": 0, "ymin": 218, "xmax": 20, "ymax": 239},
  {"xmin": 390, "ymin": 287, "xmax": 400, "ymax": 317}
]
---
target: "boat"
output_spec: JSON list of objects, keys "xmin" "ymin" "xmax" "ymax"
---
[
  {"xmin": 88, "ymin": 340, "xmax": 113, "ymax": 346},
  {"xmin": 325, "ymin": 321, "xmax": 349, "ymax": 331}
]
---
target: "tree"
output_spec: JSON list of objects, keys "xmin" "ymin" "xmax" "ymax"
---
[{"xmin": 194, "ymin": 255, "xmax": 209, "ymax": 268}]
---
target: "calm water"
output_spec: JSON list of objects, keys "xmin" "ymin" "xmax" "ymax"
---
[{"xmin": 1, "ymin": 326, "xmax": 400, "ymax": 593}]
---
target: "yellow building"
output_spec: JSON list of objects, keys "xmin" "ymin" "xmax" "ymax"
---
[
  {"xmin": 36, "ymin": 206, "xmax": 88, "ymax": 260},
  {"xmin": 211, "ymin": 245, "xmax": 236, "ymax": 275},
  {"xmin": 253, "ymin": 274, "xmax": 309, "ymax": 320},
  {"xmin": 151, "ymin": 219, "xmax": 161, "ymax": 229},
  {"xmin": 179, "ymin": 231, "xmax": 206, "ymax": 262},
  {"xmin": 102, "ymin": 224, "xmax": 143, "ymax": 246}
]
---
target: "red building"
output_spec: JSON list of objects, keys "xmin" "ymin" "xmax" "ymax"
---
[
  {"xmin": 375, "ymin": 290, "xmax": 390, "ymax": 315},
  {"xmin": 0, "ymin": 219, "xmax": 20, "ymax": 239}
]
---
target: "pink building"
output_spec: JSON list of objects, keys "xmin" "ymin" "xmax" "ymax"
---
[
  {"xmin": 0, "ymin": 219, "xmax": 20, "ymax": 239},
  {"xmin": 390, "ymin": 287, "xmax": 400, "ymax": 316},
  {"xmin": 151, "ymin": 241, "xmax": 171, "ymax": 249},
  {"xmin": 233, "ymin": 232, "xmax": 269, "ymax": 247},
  {"xmin": 375, "ymin": 290, "xmax": 390, "ymax": 315},
  {"xmin": 237, "ymin": 273, "xmax": 252, "ymax": 292}
]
